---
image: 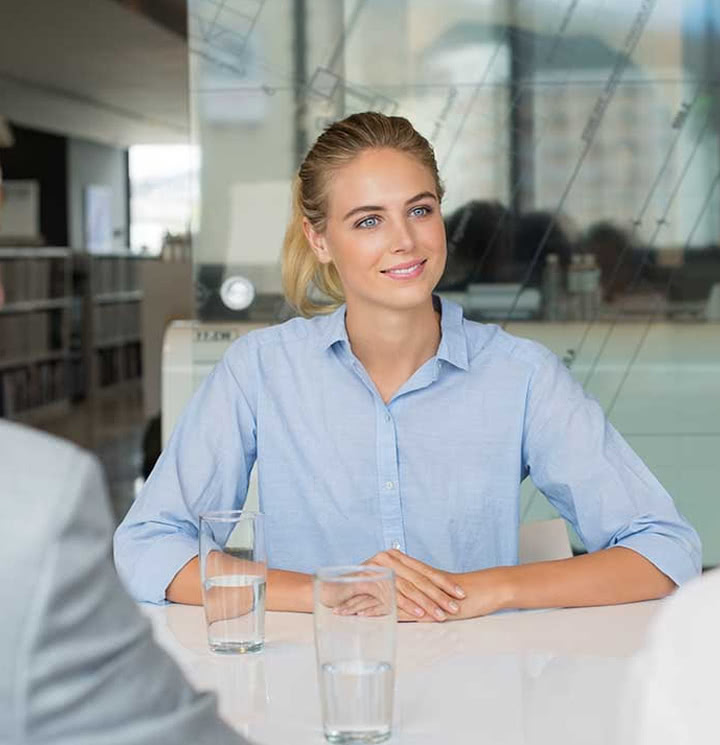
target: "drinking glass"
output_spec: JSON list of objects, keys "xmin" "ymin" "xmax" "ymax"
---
[
  {"xmin": 314, "ymin": 566, "xmax": 397, "ymax": 744},
  {"xmin": 199, "ymin": 510, "xmax": 266, "ymax": 653}
]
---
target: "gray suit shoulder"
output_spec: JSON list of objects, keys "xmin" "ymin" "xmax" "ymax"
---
[{"xmin": 0, "ymin": 418, "xmax": 99, "ymax": 476}]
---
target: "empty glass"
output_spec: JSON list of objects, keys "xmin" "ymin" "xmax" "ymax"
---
[
  {"xmin": 314, "ymin": 566, "xmax": 397, "ymax": 744},
  {"xmin": 199, "ymin": 510, "xmax": 266, "ymax": 654}
]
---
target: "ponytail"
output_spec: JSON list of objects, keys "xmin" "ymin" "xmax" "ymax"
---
[{"xmin": 282, "ymin": 177, "xmax": 344, "ymax": 317}]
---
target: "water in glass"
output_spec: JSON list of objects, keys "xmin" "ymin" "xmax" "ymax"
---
[
  {"xmin": 320, "ymin": 659, "xmax": 394, "ymax": 743},
  {"xmin": 204, "ymin": 573, "xmax": 266, "ymax": 654}
]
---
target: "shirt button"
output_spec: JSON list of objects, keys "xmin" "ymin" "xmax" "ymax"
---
[
  {"xmin": 384, "ymin": 413, "xmax": 391, "ymax": 422},
  {"xmin": 385, "ymin": 481, "xmax": 394, "ymax": 490},
  {"xmin": 391, "ymin": 540, "xmax": 401, "ymax": 550}
]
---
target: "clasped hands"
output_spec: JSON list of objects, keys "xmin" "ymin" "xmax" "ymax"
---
[{"xmin": 331, "ymin": 549, "xmax": 506, "ymax": 622}]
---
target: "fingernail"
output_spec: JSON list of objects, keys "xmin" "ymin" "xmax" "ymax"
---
[
  {"xmin": 434, "ymin": 609, "xmax": 446, "ymax": 621},
  {"xmin": 413, "ymin": 607, "xmax": 424, "ymax": 617},
  {"xmin": 448, "ymin": 601, "xmax": 459, "ymax": 613},
  {"xmin": 455, "ymin": 586, "xmax": 466, "ymax": 598}
]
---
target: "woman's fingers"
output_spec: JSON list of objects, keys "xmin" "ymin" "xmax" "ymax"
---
[
  {"xmin": 360, "ymin": 550, "xmax": 468, "ymax": 622},
  {"xmin": 396, "ymin": 576, "xmax": 448, "ymax": 621},
  {"xmin": 394, "ymin": 586, "xmax": 428, "ymax": 619},
  {"xmin": 397, "ymin": 607, "xmax": 424, "ymax": 622},
  {"xmin": 334, "ymin": 593, "xmax": 380, "ymax": 615},
  {"xmin": 388, "ymin": 550, "xmax": 466, "ymax": 600},
  {"xmin": 369, "ymin": 553, "xmax": 461, "ymax": 618}
]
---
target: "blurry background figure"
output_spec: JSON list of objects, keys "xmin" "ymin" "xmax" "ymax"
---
[
  {"xmin": 513, "ymin": 211, "xmax": 576, "ymax": 287},
  {"xmin": 581, "ymin": 221, "xmax": 637, "ymax": 303},
  {"xmin": 438, "ymin": 200, "xmax": 513, "ymax": 289},
  {"xmin": 620, "ymin": 568, "xmax": 720, "ymax": 745}
]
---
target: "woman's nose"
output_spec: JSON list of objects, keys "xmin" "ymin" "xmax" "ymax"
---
[{"xmin": 390, "ymin": 220, "xmax": 415, "ymax": 253}]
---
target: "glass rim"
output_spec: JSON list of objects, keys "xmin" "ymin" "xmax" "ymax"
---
[
  {"xmin": 314, "ymin": 565, "xmax": 394, "ymax": 584},
  {"xmin": 199, "ymin": 509, "xmax": 263, "ymax": 523}
]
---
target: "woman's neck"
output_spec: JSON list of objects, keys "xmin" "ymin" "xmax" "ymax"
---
[{"xmin": 345, "ymin": 298, "xmax": 441, "ymax": 402}]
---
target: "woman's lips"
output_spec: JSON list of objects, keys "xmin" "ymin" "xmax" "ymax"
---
[{"xmin": 381, "ymin": 259, "xmax": 427, "ymax": 280}]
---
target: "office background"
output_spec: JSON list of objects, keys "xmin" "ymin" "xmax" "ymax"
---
[{"xmin": 0, "ymin": 0, "xmax": 718, "ymax": 563}]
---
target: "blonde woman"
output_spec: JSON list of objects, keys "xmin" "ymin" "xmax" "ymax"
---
[{"xmin": 114, "ymin": 113, "xmax": 700, "ymax": 621}]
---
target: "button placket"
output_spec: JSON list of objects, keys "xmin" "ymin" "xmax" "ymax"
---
[{"xmin": 375, "ymin": 400, "xmax": 405, "ymax": 553}]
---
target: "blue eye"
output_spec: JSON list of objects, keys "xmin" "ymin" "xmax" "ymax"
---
[
  {"xmin": 410, "ymin": 205, "xmax": 431, "ymax": 217},
  {"xmin": 356, "ymin": 215, "xmax": 380, "ymax": 229}
]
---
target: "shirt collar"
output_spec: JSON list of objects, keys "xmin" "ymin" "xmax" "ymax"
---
[
  {"xmin": 319, "ymin": 303, "xmax": 351, "ymax": 351},
  {"xmin": 319, "ymin": 295, "xmax": 470, "ymax": 371},
  {"xmin": 435, "ymin": 294, "xmax": 469, "ymax": 370}
]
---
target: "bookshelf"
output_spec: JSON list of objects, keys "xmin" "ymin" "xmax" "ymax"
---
[
  {"xmin": 0, "ymin": 248, "xmax": 72, "ymax": 421},
  {"xmin": 76, "ymin": 254, "xmax": 144, "ymax": 395}
]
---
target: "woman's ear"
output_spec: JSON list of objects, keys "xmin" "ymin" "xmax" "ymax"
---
[{"xmin": 303, "ymin": 218, "xmax": 333, "ymax": 265}]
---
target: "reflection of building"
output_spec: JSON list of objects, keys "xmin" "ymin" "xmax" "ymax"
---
[
  {"xmin": 419, "ymin": 22, "xmax": 716, "ymax": 248},
  {"xmin": 419, "ymin": 25, "xmax": 511, "ymax": 214},
  {"xmin": 526, "ymin": 31, "xmax": 680, "ymax": 246},
  {"xmin": 532, "ymin": 66, "xmax": 676, "ymax": 245}
]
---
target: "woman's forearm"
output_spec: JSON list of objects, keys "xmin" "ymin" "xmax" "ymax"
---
[
  {"xmin": 165, "ymin": 556, "xmax": 202, "ymax": 604},
  {"xmin": 165, "ymin": 556, "xmax": 313, "ymax": 611},
  {"xmin": 458, "ymin": 547, "xmax": 676, "ymax": 618},
  {"xmin": 266, "ymin": 568, "xmax": 314, "ymax": 612}
]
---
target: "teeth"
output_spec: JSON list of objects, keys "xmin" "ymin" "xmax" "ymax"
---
[{"xmin": 387, "ymin": 262, "xmax": 421, "ymax": 275}]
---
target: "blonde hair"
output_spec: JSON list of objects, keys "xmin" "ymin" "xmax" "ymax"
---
[{"xmin": 282, "ymin": 112, "xmax": 445, "ymax": 317}]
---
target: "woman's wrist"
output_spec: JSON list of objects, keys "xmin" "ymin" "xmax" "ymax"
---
[
  {"xmin": 455, "ymin": 567, "xmax": 516, "ymax": 618},
  {"xmin": 266, "ymin": 568, "xmax": 314, "ymax": 613}
]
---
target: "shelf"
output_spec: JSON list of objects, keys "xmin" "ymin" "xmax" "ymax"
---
[
  {"xmin": 0, "ymin": 247, "xmax": 72, "ymax": 259},
  {"xmin": 0, "ymin": 351, "xmax": 68, "ymax": 371},
  {"xmin": 93, "ymin": 335, "xmax": 142, "ymax": 349},
  {"xmin": 0, "ymin": 250, "xmax": 75, "ymax": 418},
  {"xmin": 0, "ymin": 297, "xmax": 73, "ymax": 314},
  {"xmin": 89, "ymin": 251, "xmax": 146, "ymax": 259},
  {"xmin": 93, "ymin": 290, "xmax": 144, "ymax": 304}
]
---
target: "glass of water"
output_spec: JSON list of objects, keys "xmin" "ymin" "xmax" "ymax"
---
[
  {"xmin": 199, "ymin": 510, "xmax": 266, "ymax": 654},
  {"xmin": 314, "ymin": 566, "xmax": 396, "ymax": 744}
]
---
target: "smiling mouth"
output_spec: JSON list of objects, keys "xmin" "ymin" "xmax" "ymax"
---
[{"xmin": 381, "ymin": 259, "xmax": 427, "ymax": 278}]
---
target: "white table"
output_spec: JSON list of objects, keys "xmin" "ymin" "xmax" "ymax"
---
[{"xmin": 142, "ymin": 601, "xmax": 661, "ymax": 744}]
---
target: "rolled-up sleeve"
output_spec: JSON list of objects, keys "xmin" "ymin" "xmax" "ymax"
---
[
  {"xmin": 114, "ymin": 341, "xmax": 258, "ymax": 603},
  {"xmin": 521, "ymin": 346, "xmax": 702, "ymax": 586}
]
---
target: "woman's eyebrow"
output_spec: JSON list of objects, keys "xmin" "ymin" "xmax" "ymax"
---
[
  {"xmin": 342, "ymin": 191, "xmax": 437, "ymax": 221},
  {"xmin": 405, "ymin": 191, "xmax": 437, "ymax": 205}
]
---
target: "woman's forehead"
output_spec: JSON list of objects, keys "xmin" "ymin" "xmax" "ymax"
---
[{"xmin": 325, "ymin": 148, "xmax": 436, "ymax": 215}]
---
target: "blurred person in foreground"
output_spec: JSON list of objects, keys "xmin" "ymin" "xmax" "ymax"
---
[
  {"xmin": 619, "ymin": 567, "xmax": 720, "ymax": 745},
  {"xmin": 0, "ymin": 264, "xmax": 245, "ymax": 743}
]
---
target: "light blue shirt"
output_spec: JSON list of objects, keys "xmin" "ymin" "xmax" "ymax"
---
[{"xmin": 114, "ymin": 297, "xmax": 701, "ymax": 604}]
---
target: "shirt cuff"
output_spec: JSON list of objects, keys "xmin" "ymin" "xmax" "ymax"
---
[
  {"xmin": 123, "ymin": 535, "xmax": 200, "ymax": 605},
  {"xmin": 614, "ymin": 531, "xmax": 702, "ymax": 587}
]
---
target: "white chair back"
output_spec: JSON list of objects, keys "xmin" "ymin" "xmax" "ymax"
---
[{"xmin": 518, "ymin": 518, "xmax": 572, "ymax": 564}]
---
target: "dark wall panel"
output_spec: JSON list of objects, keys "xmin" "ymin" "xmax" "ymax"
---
[{"xmin": 1, "ymin": 124, "xmax": 68, "ymax": 246}]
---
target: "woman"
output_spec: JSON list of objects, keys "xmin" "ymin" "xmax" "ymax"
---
[{"xmin": 114, "ymin": 112, "xmax": 700, "ymax": 621}]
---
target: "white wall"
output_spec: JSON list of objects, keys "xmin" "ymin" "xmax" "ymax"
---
[{"xmin": 66, "ymin": 137, "xmax": 128, "ymax": 251}]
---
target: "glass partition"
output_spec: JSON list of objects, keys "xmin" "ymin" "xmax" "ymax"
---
[{"xmin": 186, "ymin": 0, "xmax": 720, "ymax": 565}]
